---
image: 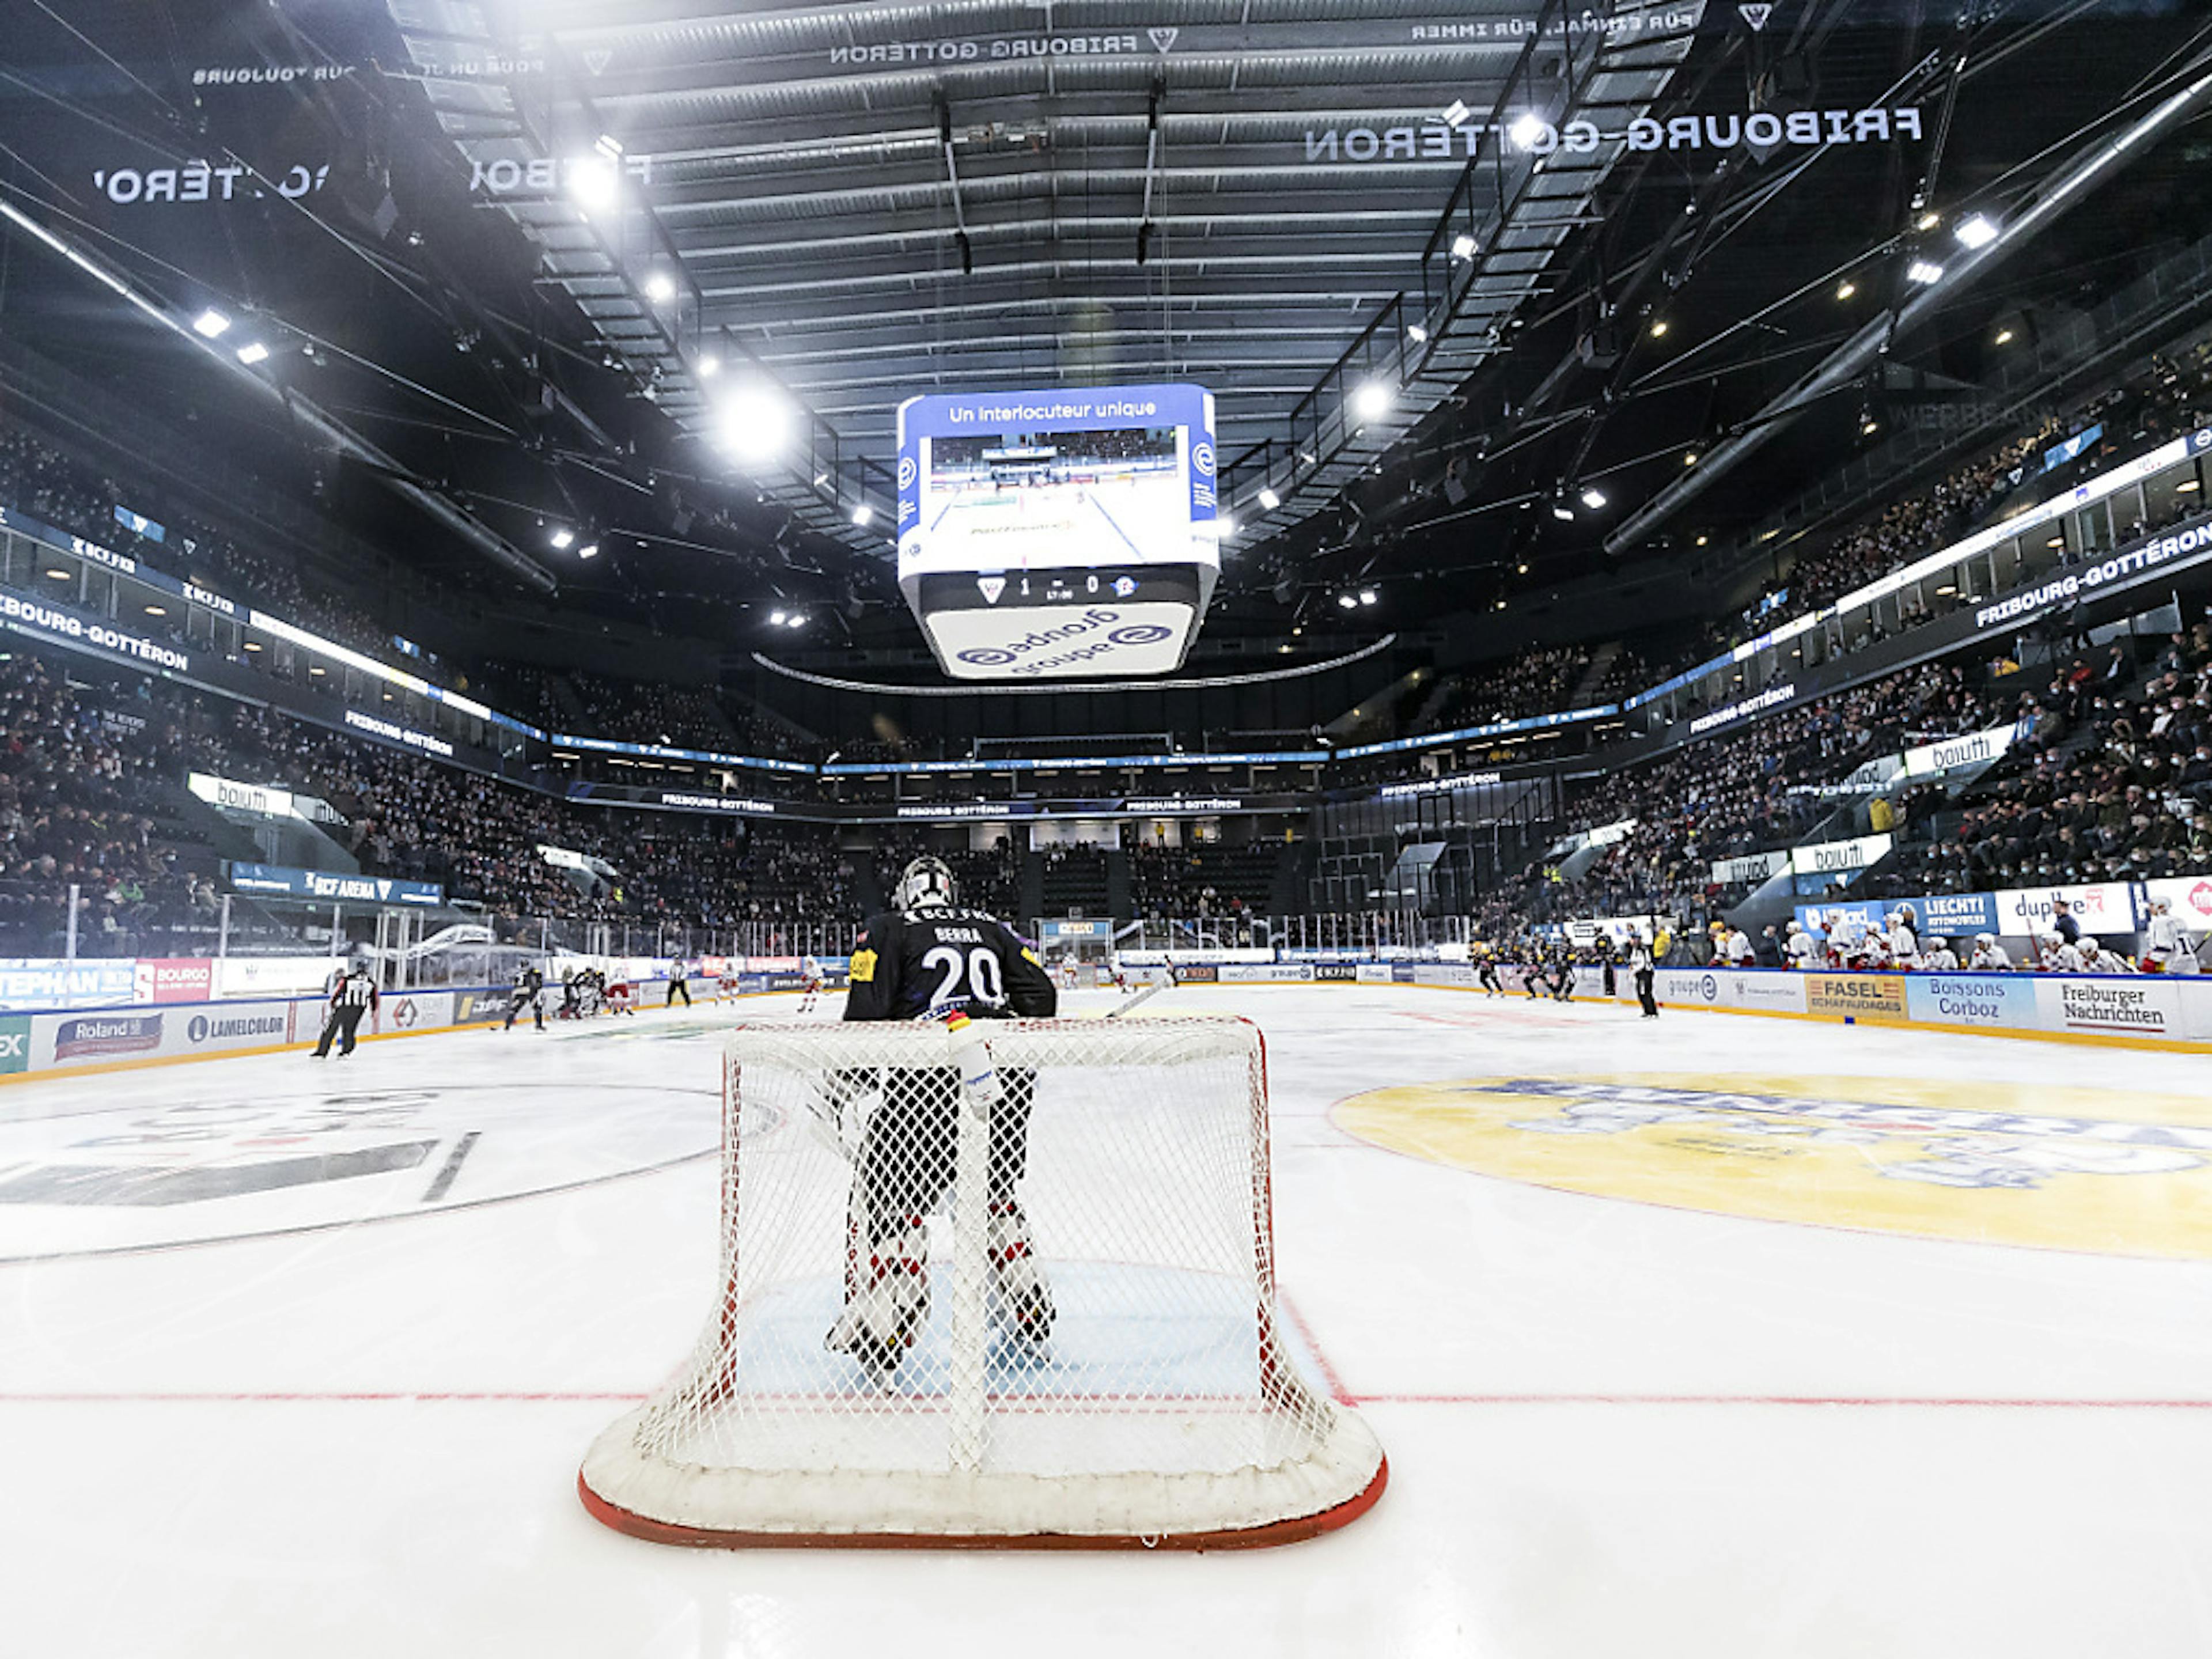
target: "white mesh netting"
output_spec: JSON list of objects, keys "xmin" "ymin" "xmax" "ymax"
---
[{"xmin": 579, "ymin": 1014, "xmax": 1385, "ymax": 1547}]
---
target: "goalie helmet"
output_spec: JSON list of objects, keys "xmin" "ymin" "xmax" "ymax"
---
[{"xmin": 895, "ymin": 854, "xmax": 957, "ymax": 911}]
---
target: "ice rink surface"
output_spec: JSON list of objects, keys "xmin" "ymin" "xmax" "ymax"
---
[{"xmin": 6, "ymin": 983, "xmax": 2212, "ymax": 1657}]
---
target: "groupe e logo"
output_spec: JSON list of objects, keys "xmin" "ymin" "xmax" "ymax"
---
[
  {"xmin": 1191, "ymin": 442, "xmax": 1215, "ymax": 477},
  {"xmin": 1700, "ymin": 974, "xmax": 1720, "ymax": 1002},
  {"xmin": 898, "ymin": 456, "xmax": 918, "ymax": 489},
  {"xmin": 1109, "ymin": 623, "xmax": 1172, "ymax": 647}
]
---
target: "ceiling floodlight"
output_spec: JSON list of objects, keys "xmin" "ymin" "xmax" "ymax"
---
[
  {"xmin": 1350, "ymin": 379, "xmax": 1393, "ymax": 422},
  {"xmin": 234, "ymin": 341, "xmax": 270, "ymax": 365},
  {"xmin": 1550, "ymin": 501, "xmax": 1575, "ymax": 521},
  {"xmin": 549, "ymin": 527, "xmax": 575, "ymax": 549},
  {"xmin": 1579, "ymin": 487, "xmax": 1607, "ymax": 510},
  {"xmin": 1338, "ymin": 593, "xmax": 1358, "ymax": 609},
  {"xmin": 594, "ymin": 133, "xmax": 624, "ymax": 159},
  {"xmin": 643, "ymin": 271, "xmax": 676, "ymax": 304},
  {"xmin": 1450, "ymin": 232, "xmax": 1477, "ymax": 260},
  {"xmin": 1507, "ymin": 113, "xmax": 1548, "ymax": 150},
  {"xmin": 714, "ymin": 382, "xmax": 794, "ymax": 465},
  {"xmin": 768, "ymin": 609, "xmax": 787, "ymax": 625},
  {"xmin": 1358, "ymin": 589, "xmax": 1377, "ymax": 606},
  {"xmin": 1905, "ymin": 259, "xmax": 1945, "ymax": 285},
  {"xmin": 1836, "ymin": 281, "xmax": 1857, "ymax": 300},
  {"xmin": 1442, "ymin": 99, "xmax": 1472, "ymax": 128},
  {"xmin": 1915, "ymin": 210, "xmax": 1941, "ymax": 231},
  {"xmin": 786, "ymin": 613, "xmax": 806, "ymax": 628},
  {"xmin": 192, "ymin": 309, "xmax": 231, "ymax": 338},
  {"xmin": 851, "ymin": 503, "xmax": 874, "ymax": 526},
  {"xmin": 697, "ymin": 354, "xmax": 720, "ymax": 378},
  {"xmin": 570, "ymin": 159, "xmax": 619, "ymax": 215},
  {"xmin": 1216, "ymin": 514, "xmax": 1238, "ymax": 539},
  {"xmin": 1407, "ymin": 323, "xmax": 1429, "ymax": 343},
  {"xmin": 1953, "ymin": 213, "xmax": 1997, "ymax": 249},
  {"xmin": 1993, "ymin": 328, "xmax": 2014, "ymax": 345},
  {"xmin": 577, "ymin": 542, "xmax": 600, "ymax": 559},
  {"xmin": 1257, "ymin": 487, "xmax": 1281, "ymax": 511}
]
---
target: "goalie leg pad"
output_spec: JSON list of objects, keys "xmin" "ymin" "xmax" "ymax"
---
[
  {"xmin": 988, "ymin": 1199, "xmax": 1054, "ymax": 1342},
  {"xmin": 825, "ymin": 1218, "xmax": 931, "ymax": 1374}
]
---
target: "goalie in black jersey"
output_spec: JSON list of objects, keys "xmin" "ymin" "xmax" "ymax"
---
[{"xmin": 828, "ymin": 855, "xmax": 1058, "ymax": 1375}]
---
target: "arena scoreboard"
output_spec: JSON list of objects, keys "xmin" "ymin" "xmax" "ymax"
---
[{"xmin": 895, "ymin": 384, "xmax": 1221, "ymax": 680}]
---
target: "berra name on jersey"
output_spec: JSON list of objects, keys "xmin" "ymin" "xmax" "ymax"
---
[{"xmin": 845, "ymin": 904, "xmax": 1058, "ymax": 1023}]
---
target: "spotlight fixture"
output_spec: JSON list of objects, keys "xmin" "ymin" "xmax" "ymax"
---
[
  {"xmin": 577, "ymin": 542, "xmax": 600, "ymax": 559},
  {"xmin": 1550, "ymin": 501, "xmax": 1575, "ymax": 522},
  {"xmin": 1358, "ymin": 589, "xmax": 1377, "ymax": 606},
  {"xmin": 1216, "ymin": 514, "xmax": 1238, "ymax": 540},
  {"xmin": 1649, "ymin": 319, "xmax": 1668, "ymax": 338},
  {"xmin": 1861, "ymin": 411, "xmax": 1881, "ymax": 435},
  {"xmin": 1915, "ymin": 210, "xmax": 1941, "ymax": 231},
  {"xmin": 569, "ymin": 158, "xmax": 619, "ymax": 215},
  {"xmin": 1350, "ymin": 379, "xmax": 1393, "ymax": 422},
  {"xmin": 1337, "ymin": 593, "xmax": 1357, "ymax": 610},
  {"xmin": 1407, "ymin": 323, "xmax": 1429, "ymax": 343},
  {"xmin": 191, "ymin": 309, "xmax": 231, "ymax": 338},
  {"xmin": 786, "ymin": 613, "xmax": 806, "ymax": 628},
  {"xmin": 769, "ymin": 609, "xmax": 787, "ymax": 625},
  {"xmin": 643, "ymin": 271, "xmax": 676, "ymax": 304},
  {"xmin": 1507, "ymin": 112, "xmax": 1548, "ymax": 150},
  {"xmin": 594, "ymin": 133, "xmax": 624, "ymax": 160},
  {"xmin": 1450, "ymin": 232, "xmax": 1477, "ymax": 260},
  {"xmin": 1906, "ymin": 259, "xmax": 1944, "ymax": 286},
  {"xmin": 697, "ymin": 354, "xmax": 720, "ymax": 378},
  {"xmin": 1836, "ymin": 281, "xmax": 1857, "ymax": 300},
  {"xmin": 1257, "ymin": 487, "xmax": 1281, "ymax": 511},
  {"xmin": 1684, "ymin": 452, "xmax": 1699, "ymax": 466},
  {"xmin": 1954, "ymin": 213, "xmax": 1997, "ymax": 249},
  {"xmin": 1993, "ymin": 328, "xmax": 2014, "ymax": 346},
  {"xmin": 549, "ymin": 528, "xmax": 575, "ymax": 549},
  {"xmin": 1579, "ymin": 487, "xmax": 1607, "ymax": 510},
  {"xmin": 851, "ymin": 503, "xmax": 874, "ymax": 527},
  {"xmin": 714, "ymin": 383, "xmax": 794, "ymax": 465},
  {"xmin": 1516, "ymin": 561, "xmax": 1529, "ymax": 574},
  {"xmin": 234, "ymin": 341, "xmax": 270, "ymax": 365}
]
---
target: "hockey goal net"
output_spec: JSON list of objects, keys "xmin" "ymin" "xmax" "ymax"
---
[{"xmin": 579, "ymin": 1014, "xmax": 1385, "ymax": 1548}]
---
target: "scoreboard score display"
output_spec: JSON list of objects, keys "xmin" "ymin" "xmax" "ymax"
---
[{"xmin": 895, "ymin": 384, "xmax": 1221, "ymax": 680}]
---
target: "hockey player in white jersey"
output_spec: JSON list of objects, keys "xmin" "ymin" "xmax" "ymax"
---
[
  {"xmin": 1969, "ymin": 933, "xmax": 2013, "ymax": 971},
  {"xmin": 798, "ymin": 953, "xmax": 825, "ymax": 1014}
]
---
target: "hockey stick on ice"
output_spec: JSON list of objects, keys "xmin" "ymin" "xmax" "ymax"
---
[{"xmin": 1103, "ymin": 970, "xmax": 1175, "ymax": 1019}]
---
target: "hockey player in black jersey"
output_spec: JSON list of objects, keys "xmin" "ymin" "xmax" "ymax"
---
[{"xmin": 828, "ymin": 855, "xmax": 1058, "ymax": 1376}]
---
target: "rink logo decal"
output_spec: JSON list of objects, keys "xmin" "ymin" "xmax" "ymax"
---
[{"xmin": 1332, "ymin": 1074, "xmax": 2212, "ymax": 1259}]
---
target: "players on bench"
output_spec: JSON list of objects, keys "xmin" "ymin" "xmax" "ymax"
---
[{"xmin": 827, "ymin": 855, "xmax": 1058, "ymax": 1377}]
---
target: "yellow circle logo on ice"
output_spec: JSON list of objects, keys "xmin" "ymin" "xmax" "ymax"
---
[{"xmin": 1333, "ymin": 1074, "xmax": 2212, "ymax": 1259}]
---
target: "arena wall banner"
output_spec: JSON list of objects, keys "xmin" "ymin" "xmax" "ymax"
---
[
  {"xmin": 134, "ymin": 958, "xmax": 215, "ymax": 1003},
  {"xmin": 2144, "ymin": 874, "xmax": 2212, "ymax": 932},
  {"xmin": 1314, "ymin": 963, "xmax": 1358, "ymax": 982},
  {"xmin": 2034, "ymin": 976, "xmax": 2186, "ymax": 1041},
  {"xmin": 1912, "ymin": 892, "xmax": 2002, "ymax": 938},
  {"xmin": 214, "ymin": 956, "xmax": 340, "ymax": 999},
  {"xmin": 1906, "ymin": 972, "xmax": 2040, "ymax": 1032},
  {"xmin": 1175, "ymin": 963, "xmax": 1219, "ymax": 983},
  {"xmin": 0, "ymin": 959, "xmax": 139, "ymax": 1010},
  {"xmin": 1994, "ymin": 882, "xmax": 2141, "ymax": 938},
  {"xmin": 1711, "ymin": 851, "xmax": 1790, "ymax": 885},
  {"xmin": 1117, "ymin": 947, "xmax": 1273, "ymax": 966},
  {"xmin": 1356, "ymin": 964, "xmax": 1394, "ymax": 984},
  {"xmin": 1804, "ymin": 972, "xmax": 1910, "ymax": 1022},
  {"xmin": 1791, "ymin": 900, "xmax": 1888, "ymax": 941},
  {"xmin": 1789, "ymin": 832, "xmax": 1893, "ymax": 877},
  {"xmin": 1677, "ymin": 969, "xmax": 1810, "ymax": 1016},
  {"xmin": 1217, "ymin": 963, "xmax": 1315, "ymax": 983}
]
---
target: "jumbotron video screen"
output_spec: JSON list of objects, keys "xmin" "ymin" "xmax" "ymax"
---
[{"xmin": 896, "ymin": 384, "xmax": 1221, "ymax": 681}]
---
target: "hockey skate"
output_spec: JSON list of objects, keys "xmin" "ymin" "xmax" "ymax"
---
[
  {"xmin": 825, "ymin": 1219, "xmax": 930, "ymax": 1380},
  {"xmin": 987, "ymin": 1199, "xmax": 1055, "ymax": 1343}
]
